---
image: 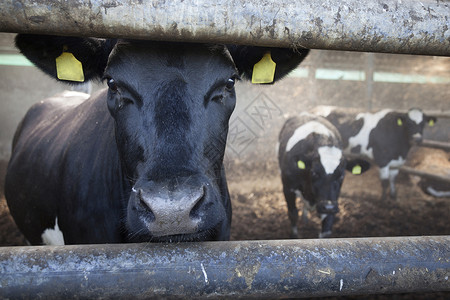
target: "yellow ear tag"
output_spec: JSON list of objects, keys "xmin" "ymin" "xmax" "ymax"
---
[
  {"xmin": 297, "ymin": 160, "xmax": 306, "ymax": 169},
  {"xmin": 397, "ymin": 118, "xmax": 403, "ymax": 126},
  {"xmin": 56, "ymin": 51, "xmax": 85, "ymax": 82},
  {"xmin": 352, "ymin": 164, "xmax": 362, "ymax": 175},
  {"xmin": 428, "ymin": 119, "xmax": 435, "ymax": 127},
  {"xmin": 252, "ymin": 52, "xmax": 276, "ymax": 84}
]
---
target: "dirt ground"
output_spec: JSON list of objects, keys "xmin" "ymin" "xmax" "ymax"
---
[
  {"xmin": 227, "ymin": 147, "xmax": 450, "ymax": 241},
  {"xmin": 0, "ymin": 146, "xmax": 449, "ymax": 299}
]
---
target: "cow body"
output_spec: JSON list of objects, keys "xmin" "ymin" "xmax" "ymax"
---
[
  {"xmin": 312, "ymin": 105, "xmax": 436, "ymax": 199},
  {"xmin": 6, "ymin": 35, "xmax": 308, "ymax": 245},
  {"xmin": 278, "ymin": 113, "xmax": 367, "ymax": 238}
]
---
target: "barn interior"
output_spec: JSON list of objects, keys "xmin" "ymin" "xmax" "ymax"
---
[{"xmin": 0, "ymin": 29, "xmax": 449, "ymax": 299}]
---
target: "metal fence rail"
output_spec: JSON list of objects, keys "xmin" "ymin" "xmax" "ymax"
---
[
  {"xmin": 0, "ymin": 0, "xmax": 449, "ymax": 56},
  {"xmin": 1, "ymin": 236, "xmax": 449, "ymax": 299}
]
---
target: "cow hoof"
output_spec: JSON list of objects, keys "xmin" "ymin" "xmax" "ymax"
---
[{"xmin": 290, "ymin": 227, "xmax": 298, "ymax": 239}]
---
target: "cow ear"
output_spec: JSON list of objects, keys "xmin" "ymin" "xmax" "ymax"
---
[
  {"xmin": 346, "ymin": 159, "xmax": 370, "ymax": 175},
  {"xmin": 15, "ymin": 34, "xmax": 116, "ymax": 84},
  {"xmin": 426, "ymin": 116, "xmax": 437, "ymax": 127},
  {"xmin": 227, "ymin": 45, "xmax": 309, "ymax": 84}
]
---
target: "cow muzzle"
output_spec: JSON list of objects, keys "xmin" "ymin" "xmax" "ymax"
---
[
  {"xmin": 134, "ymin": 185, "xmax": 204, "ymax": 237},
  {"xmin": 316, "ymin": 200, "xmax": 339, "ymax": 214},
  {"xmin": 410, "ymin": 133, "xmax": 423, "ymax": 145}
]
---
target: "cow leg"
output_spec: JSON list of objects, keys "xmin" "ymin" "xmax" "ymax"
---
[
  {"xmin": 379, "ymin": 166, "xmax": 390, "ymax": 200},
  {"xmin": 283, "ymin": 187, "xmax": 298, "ymax": 238},
  {"xmin": 319, "ymin": 214, "xmax": 335, "ymax": 238},
  {"xmin": 388, "ymin": 168, "xmax": 399, "ymax": 199}
]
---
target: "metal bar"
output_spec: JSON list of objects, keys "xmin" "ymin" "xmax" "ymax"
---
[
  {"xmin": 0, "ymin": 0, "xmax": 449, "ymax": 56},
  {"xmin": 0, "ymin": 236, "xmax": 449, "ymax": 299},
  {"xmin": 426, "ymin": 111, "xmax": 450, "ymax": 119},
  {"xmin": 420, "ymin": 139, "xmax": 450, "ymax": 152},
  {"xmin": 399, "ymin": 166, "xmax": 450, "ymax": 184}
]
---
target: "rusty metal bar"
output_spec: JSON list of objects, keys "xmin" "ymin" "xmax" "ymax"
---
[
  {"xmin": 0, "ymin": 0, "xmax": 449, "ymax": 56},
  {"xmin": 0, "ymin": 236, "xmax": 449, "ymax": 299}
]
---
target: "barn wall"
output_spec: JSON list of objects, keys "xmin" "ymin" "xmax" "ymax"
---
[{"xmin": 0, "ymin": 32, "xmax": 449, "ymax": 163}]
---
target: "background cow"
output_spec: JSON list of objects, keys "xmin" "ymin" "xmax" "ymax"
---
[
  {"xmin": 312, "ymin": 106, "xmax": 436, "ymax": 199},
  {"xmin": 5, "ymin": 34, "xmax": 308, "ymax": 245},
  {"xmin": 278, "ymin": 113, "xmax": 369, "ymax": 238}
]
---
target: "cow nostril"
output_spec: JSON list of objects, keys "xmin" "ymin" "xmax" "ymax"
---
[
  {"xmin": 136, "ymin": 189, "xmax": 156, "ymax": 220},
  {"xmin": 190, "ymin": 186, "xmax": 206, "ymax": 219}
]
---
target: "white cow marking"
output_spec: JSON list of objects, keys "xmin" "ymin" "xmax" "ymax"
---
[
  {"xmin": 41, "ymin": 217, "xmax": 65, "ymax": 245},
  {"xmin": 286, "ymin": 121, "xmax": 333, "ymax": 152},
  {"xmin": 408, "ymin": 109, "xmax": 423, "ymax": 124},
  {"xmin": 346, "ymin": 109, "xmax": 391, "ymax": 159},
  {"xmin": 318, "ymin": 146, "xmax": 342, "ymax": 174},
  {"xmin": 312, "ymin": 106, "xmax": 334, "ymax": 118}
]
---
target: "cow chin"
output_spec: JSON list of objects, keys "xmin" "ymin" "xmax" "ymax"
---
[{"xmin": 128, "ymin": 226, "xmax": 223, "ymax": 243}]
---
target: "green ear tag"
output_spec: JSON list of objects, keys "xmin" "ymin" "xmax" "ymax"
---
[
  {"xmin": 428, "ymin": 119, "xmax": 435, "ymax": 127},
  {"xmin": 297, "ymin": 160, "xmax": 306, "ymax": 169},
  {"xmin": 252, "ymin": 52, "xmax": 276, "ymax": 84},
  {"xmin": 56, "ymin": 51, "xmax": 85, "ymax": 82},
  {"xmin": 397, "ymin": 118, "xmax": 403, "ymax": 126},
  {"xmin": 352, "ymin": 164, "xmax": 362, "ymax": 175}
]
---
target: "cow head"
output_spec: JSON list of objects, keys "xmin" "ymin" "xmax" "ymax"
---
[
  {"xmin": 16, "ymin": 34, "xmax": 308, "ymax": 242},
  {"xmin": 295, "ymin": 150, "xmax": 369, "ymax": 238},
  {"xmin": 395, "ymin": 108, "xmax": 437, "ymax": 146}
]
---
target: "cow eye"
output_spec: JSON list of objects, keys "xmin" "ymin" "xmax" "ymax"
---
[
  {"xmin": 225, "ymin": 77, "xmax": 235, "ymax": 90},
  {"xmin": 107, "ymin": 78, "xmax": 118, "ymax": 92}
]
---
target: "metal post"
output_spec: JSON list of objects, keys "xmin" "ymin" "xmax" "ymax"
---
[
  {"xmin": 0, "ymin": 236, "xmax": 449, "ymax": 299},
  {"xmin": 0, "ymin": 0, "xmax": 448, "ymax": 56},
  {"xmin": 365, "ymin": 53, "xmax": 374, "ymax": 111}
]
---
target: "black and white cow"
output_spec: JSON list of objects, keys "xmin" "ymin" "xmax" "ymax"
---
[
  {"xmin": 5, "ymin": 34, "xmax": 308, "ymax": 245},
  {"xmin": 312, "ymin": 106, "xmax": 437, "ymax": 199},
  {"xmin": 278, "ymin": 113, "xmax": 369, "ymax": 238}
]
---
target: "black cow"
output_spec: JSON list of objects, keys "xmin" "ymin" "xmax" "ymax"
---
[
  {"xmin": 5, "ymin": 34, "xmax": 308, "ymax": 245},
  {"xmin": 278, "ymin": 113, "xmax": 369, "ymax": 238},
  {"xmin": 312, "ymin": 106, "xmax": 436, "ymax": 199}
]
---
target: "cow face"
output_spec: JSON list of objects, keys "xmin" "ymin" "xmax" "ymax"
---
[
  {"xmin": 15, "ymin": 34, "xmax": 308, "ymax": 243},
  {"xmin": 103, "ymin": 42, "xmax": 237, "ymax": 242},
  {"xmin": 297, "ymin": 147, "xmax": 345, "ymax": 214},
  {"xmin": 396, "ymin": 108, "xmax": 437, "ymax": 146}
]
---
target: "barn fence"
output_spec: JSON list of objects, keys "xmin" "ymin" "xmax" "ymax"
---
[
  {"xmin": 0, "ymin": 0, "xmax": 449, "ymax": 56},
  {"xmin": 0, "ymin": 0, "xmax": 449, "ymax": 298},
  {"xmin": 1, "ymin": 237, "xmax": 449, "ymax": 299}
]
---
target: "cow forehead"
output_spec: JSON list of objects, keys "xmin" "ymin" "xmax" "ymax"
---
[
  {"xmin": 318, "ymin": 146, "xmax": 343, "ymax": 175},
  {"xmin": 109, "ymin": 42, "xmax": 232, "ymax": 71},
  {"xmin": 105, "ymin": 42, "xmax": 236, "ymax": 93},
  {"xmin": 286, "ymin": 121, "xmax": 333, "ymax": 152},
  {"xmin": 408, "ymin": 109, "xmax": 423, "ymax": 124}
]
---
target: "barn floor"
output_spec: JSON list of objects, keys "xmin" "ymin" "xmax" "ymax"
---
[{"xmin": 0, "ymin": 148, "xmax": 449, "ymax": 299}]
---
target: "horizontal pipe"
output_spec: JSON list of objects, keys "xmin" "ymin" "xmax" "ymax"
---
[
  {"xmin": 420, "ymin": 139, "xmax": 450, "ymax": 152},
  {"xmin": 0, "ymin": 0, "xmax": 449, "ymax": 56},
  {"xmin": 399, "ymin": 166, "xmax": 450, "ymax": 184},
  {"xmin": 0, "ymin": 236, "xmax": 449, "ymax": 299}
]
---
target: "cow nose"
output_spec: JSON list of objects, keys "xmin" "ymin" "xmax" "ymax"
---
[
  {"xmin": 317, "ymin": 200, "xmax": 339, "ymax": 214},
  {"xmin": 136, "ymin": 186, "xmax": 205, "ymax": 237},
  {"xmin": 412, "ymin": 133, "xmax": 423, "ymax": 144}
]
